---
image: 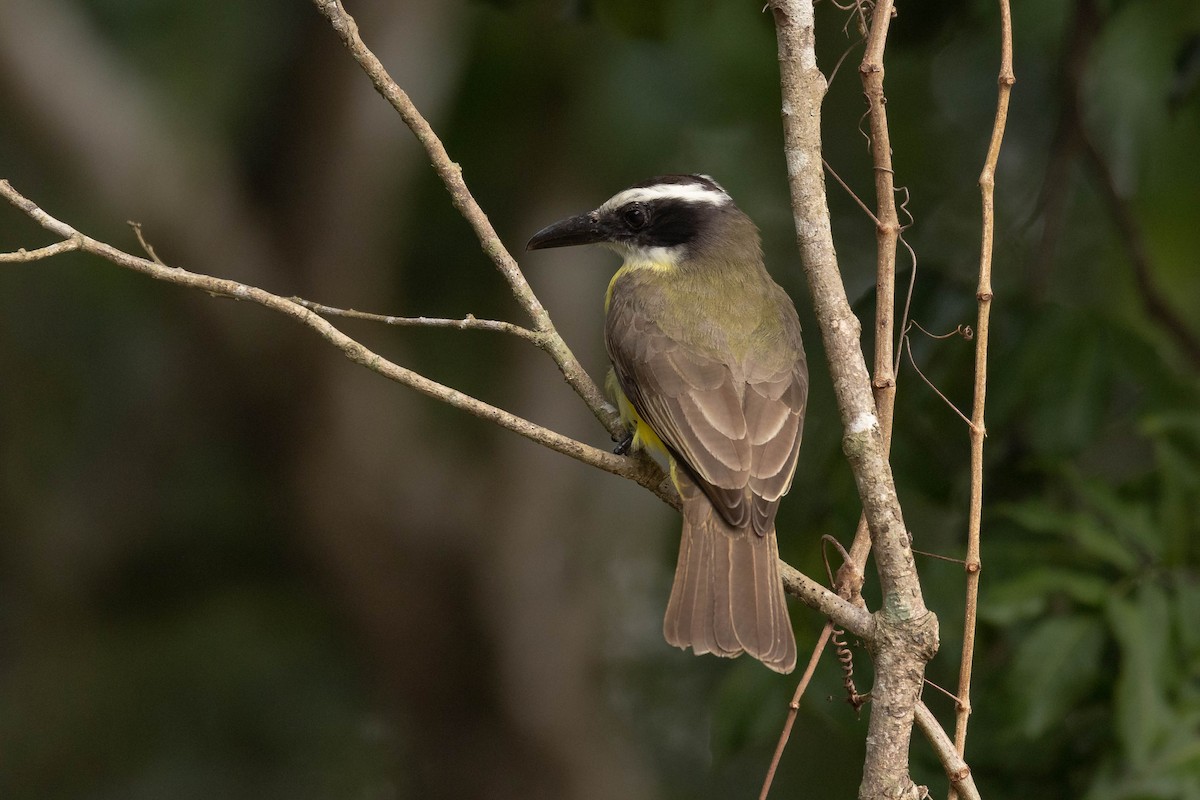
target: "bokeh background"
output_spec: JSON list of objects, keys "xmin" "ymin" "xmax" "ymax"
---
[{"xmin": 2, "ymin": 0, "xmax": 1198, "ymax": 797}]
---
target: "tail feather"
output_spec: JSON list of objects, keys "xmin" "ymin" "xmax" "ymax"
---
[{"xmin": 664, "ymin": 479, "xmax": 797, "ymax": 674}]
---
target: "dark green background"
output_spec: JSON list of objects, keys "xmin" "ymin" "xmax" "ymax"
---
[{"xmin": 1, "ymin": 0, "xmax": 1198, "ymax": 797}]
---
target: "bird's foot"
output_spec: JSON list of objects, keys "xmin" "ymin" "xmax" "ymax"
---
[{"xmin": 613, "ymin": 431, "xmax": 634, "ymax": 455}]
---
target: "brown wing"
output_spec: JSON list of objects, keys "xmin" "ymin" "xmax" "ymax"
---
[
  {"xmin": 743, "ymin": 357, "xmax": 808, "ymax": 532},
  {"xmin": 606, "ymin": 286, "xmax": 807, "ymax": 534}
]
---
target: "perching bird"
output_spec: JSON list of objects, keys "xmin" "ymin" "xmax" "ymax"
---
[{"xmin": 527, "ymin": 174, "xmax": 808, "ymax": 673}]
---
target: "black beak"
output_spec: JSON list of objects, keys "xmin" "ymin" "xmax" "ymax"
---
[{"xmin": 526, "ymin": 211, "xmax": 605, "ymax": 251}]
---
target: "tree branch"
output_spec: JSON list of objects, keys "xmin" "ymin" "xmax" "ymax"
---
[
  {"xmin": 287, "ymin": 297, "xmax": 544, "ymax": 346},
  {"xmin": 949, "ymin": 2, "xmax": 1013, "ymax": 790},
  {"xmin": 0, "ymin": 178, "xmax": 878, "ymax": 640},
  {"xmin": 760, "ymin": 621, "xmax": 836, "ymax": 800},
  {"xmin": 0, "ymin": 179, "xmax": 659, "ymax": 499},
  {"xmin": 770, "ymin": 2, "xmax": 938, "ymax": 797},
  {"xmin": 0, "ymin": 236, "xmax": 81, "ymax": 262},
  {"xmin": 847, "ymin": 0, "xmax": 901, "ymax": 602},
  {"xmin": 309, "ymin": 0, "xmax": 624, "ymax": 432},
  {"xmin": 915, "ymin": 703, "xmax": 981, "ymax": 800},
  {"xmin": 307, "ymin": 0, "xmax": 882, "ymax": 641}
]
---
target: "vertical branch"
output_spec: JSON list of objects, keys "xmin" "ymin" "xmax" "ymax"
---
[
  {"xmin": 950, "ymin": 0, "xmax": 1014, "ymax": 790},
  {"xmin": 771, "ymin": 2, "xmax": 938, "ymax": 797},
  {"xmin": 861, "ymin": 0, "xmax": 900, "ymax": 444},
  {"xmin": 847, "ymin": 0, "xmax": 901, "ymax": 570}
]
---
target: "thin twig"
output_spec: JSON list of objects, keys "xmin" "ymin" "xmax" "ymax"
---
[
  {"xmin": 903, "ymin": 332, "xmax": 973, "ymax": 426},
  {"xmin": 823, "ymin": 158, "xmax": 883, "ymax": 226},
  {"xmin": 772, "ymin": 1, "xmax": 902, "ymax": 782},
  {"xmin": 909, "ymin": 320, "xmax": 971, "ymax": 341},
  {"xmin": 820, "ymin": 535, "xmax": 867, "ymax": 711},
  {"xmin": 309, "ymin": 0, "xmax": 622, "ymax": 433},
  {"xmin": 816, "ymin": 10, "xmax": 912, "ymax": 765},
  {"xmin": 759, "ymin": 621, "xmax": 835, "ymax": 800},
  {"xmin": 923, "ymin": 678, "xmax": 965, "ymax": 707},
  {"xmin": 288, "ymin": 297, "xmax": 544, "ymax": 345},
  {"xmin": 826, "ymin": 35, "xmax": 867, "ymax": 92},
  {"xmin": 911, "ymin": 548, "xmax": 967, "ymax": 565},
  {"xmin": 0, "ymin": 237, "xmax": 82, "ymax": 262},
  {"xmin": 127, "ymin": 221, "xmax": 166, "ymax": 266},
  {"xmin": 894, "ymin": 233, "xmax": 920, "ymax": 375},
  {"xmin": 949, "ymin": 1, "xmax": 1014, "ymax": 794}
]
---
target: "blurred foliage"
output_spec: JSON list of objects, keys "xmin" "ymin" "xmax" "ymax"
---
[{"xmin": 1, "ymin": 0, "xmax": 1199, "ymax": 798}]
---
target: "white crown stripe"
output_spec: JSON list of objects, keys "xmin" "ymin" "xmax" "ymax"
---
[{"xmin": 600, "ymin": 183, "xmax": 731, "ymax": 211}]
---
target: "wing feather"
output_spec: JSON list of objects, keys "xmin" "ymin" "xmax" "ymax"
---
[{"xmin": 606, "ymin": 275, "xmax": 807, "ymax": 535}]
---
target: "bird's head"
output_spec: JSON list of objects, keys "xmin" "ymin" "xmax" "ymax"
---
[{"xmin": 526, "ymin": 174, "xmax": 759, "ymax": 268}]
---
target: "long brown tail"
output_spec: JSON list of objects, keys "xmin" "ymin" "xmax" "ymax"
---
[{"xmin": 663, "ymin": 478, "xmax": 797, "ymax": 674}]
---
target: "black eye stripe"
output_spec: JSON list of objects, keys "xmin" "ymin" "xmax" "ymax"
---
[{"xmin": 606, "ymin": 198, "xmax": 719, "ymax": 249}]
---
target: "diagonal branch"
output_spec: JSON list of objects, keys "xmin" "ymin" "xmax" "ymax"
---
[
  {"xmin": 0, "ymin": 179, "xmax": 656, "ymax": 499},
  {"xmin": 309, "ymin": 0, "xmax": 623, "ymax": 432},
  {"xmin": 915, "ymin": 703, "xmax": 981, "ymax": 800},
  {"xmin": 305, "ymin": 0, "xmax": 886, "ymax": 643},
  {"xmin": 0, "ymin": 179, "xmax": 876, "ymax": 642}
]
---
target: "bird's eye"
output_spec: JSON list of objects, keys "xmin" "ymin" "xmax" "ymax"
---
[{"xmin": 623, "ymin": 205, "xmax": 648, "ymax": 230}]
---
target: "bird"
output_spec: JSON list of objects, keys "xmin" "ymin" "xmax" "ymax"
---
[{"xmin": 527, "ymin": 174, "xmax": 808, "ymax": 673}]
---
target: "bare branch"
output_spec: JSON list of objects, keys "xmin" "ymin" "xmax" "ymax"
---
[
  {"xmin": 288, "ymin": 297, "xmax": 544, "ymax": 346},
  {"xmin": 760, "ymin": 621, "xmax": 835, "ymax": 800},
  {"xmin": 0, "ymin": 236, "xmax": 81, "ymax": 262},
  {"xmin": 915, "ymin": 703, "xmax": 981, "ymax": 800},
  {"xmin": 950, "ymin": 0, "xmax": 1014, "ymax": 792},
  {"xmin": 902, "ymin": 332, "xmax": 973, "ymax": 427},
  {"xmin": 842, "ymin": 0, "xmax": 903, "ymax": 629},
  {"xmin": 823, "ymin": 158, "xmax": 883, "ymax": 226},
  {"xmin": 858, "ymin": 0, "xmax": 902, "ymax": 458},
  {"xmin": 1, "ymin": 178, "xmax": 877, "ymax": 640},
  {"xmin": 770, "ymin": 1, "xmax": 937, "ymax": 797},
  {"xmin": 0, "ymin": 179, "xmax": 663, "ymax": 501},
  {"xmin": 309, "ymin": 0, "xmax": 622, "ymax": 433},
  {"xmin": 781, "ymin": 563, "xmax": 874, "ymax": 639},
  {"xmin": 127, "ymin": 220, "xmax": 166, "ymax": 265}
]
